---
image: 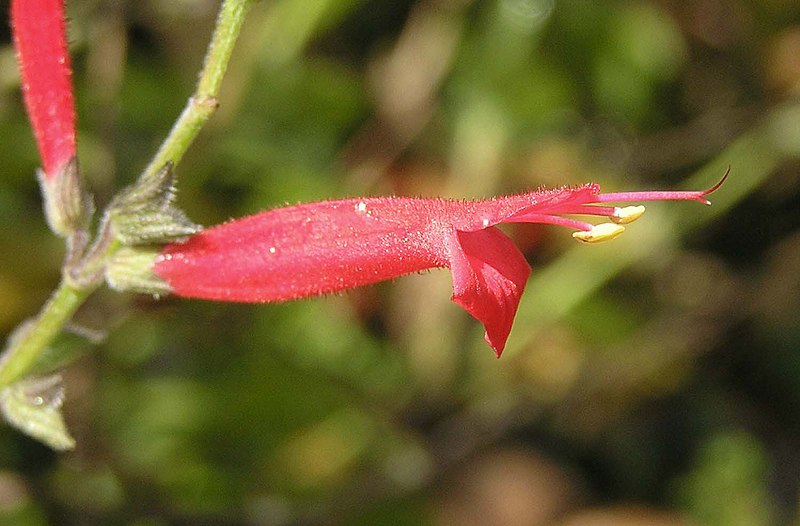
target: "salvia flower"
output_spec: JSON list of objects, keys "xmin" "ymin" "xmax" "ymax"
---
[
  {"xmin": 11, "ymin": 0, "xmax": 76, "ymax": 180},
  {"xmin": 146, "ymin": 175, "xmax": 726, "ymax": 356}
]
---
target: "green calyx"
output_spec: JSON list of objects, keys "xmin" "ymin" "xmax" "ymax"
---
[
  {"xmin": 106, "ymin": 163, "xmax": 201, "ymax": 246},
  {"xmin": 100, "ymin": 163, "xmax": 199, "ymax": 295},
  {"xmin": 105, "ymin": 246, "xmax": 172, "ymax": 296},
  {"xmin": 39, "ymin": 156, "xmax": 94, "ymax": 238}
]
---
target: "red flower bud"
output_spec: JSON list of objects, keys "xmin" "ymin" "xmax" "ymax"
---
[
  {"xmin": 152, "ymin": 175, "xmax": 726, "ymax": 356},
  {"xmin": 11, "ymin": 0, "xmax": 76, "ymax": 180}
]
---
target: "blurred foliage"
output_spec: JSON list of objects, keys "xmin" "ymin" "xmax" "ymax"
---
[{"xmin": 1, "ymin": 0, "xmax": 800, "ymax": 524}]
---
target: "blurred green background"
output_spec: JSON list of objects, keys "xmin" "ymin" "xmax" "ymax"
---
[{"xmin": 1, "ymin": 0, "xmax": 800, "ymax": 524}]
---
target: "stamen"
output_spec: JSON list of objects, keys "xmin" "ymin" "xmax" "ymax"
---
[
  {"xmin": 572, "ymin": 223, "xmax": 625, "ymax": 243},
  {"xmin": 532, "ymin": 204, "xmax": 619, "ymax": 217},
  {"xmin": 505, "ymin": 213, "xmax": 595, "ymax": 231},
  {"xmin": 611, "ymin": 205, "xmax": 646, "ymax": 224}
]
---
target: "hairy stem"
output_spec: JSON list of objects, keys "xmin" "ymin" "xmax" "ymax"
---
[
  {"xmin": 0, "ymin": 282, "xmax": 94, "ymax": 388},
  {"xmin": 143, "ymin": 0, "xmax": 254, "ymax": 177}
]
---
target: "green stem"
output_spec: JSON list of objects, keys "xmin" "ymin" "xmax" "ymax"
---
[
  {"xmin": 143, "ymin": 0, "xmax": 253, "ymax": 177},
  {"xmin": 0, "ymin": 0, "xmax": 252, "ymax": 389},
  {"xmin": 0, "ymin": 282, "xmax": 95, "ymax": 388}
]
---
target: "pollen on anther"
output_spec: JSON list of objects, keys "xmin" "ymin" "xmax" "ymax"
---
[
  {"xmin": 572, "ymin": 223, "xmax": 626, "ymax": 243},
  {"xmin": 611, "ymin": 205, "xmax": 646, "ymax": 224},
  {"xmin": 268, "ymin": 246, "xmax": 277, "ymax": 254},
  {"xmin": 356, "ymin": 201, "xmax": 367, "ymax": 213}
]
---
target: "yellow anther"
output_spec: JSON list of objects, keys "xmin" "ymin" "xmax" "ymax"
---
[
  {"xmin": 611, "ymin": 205, "xmax": 646, "ymax": 224},
  {"xmin": 572, "ymin": 223, "xmax": 626, "ymax": 243}
]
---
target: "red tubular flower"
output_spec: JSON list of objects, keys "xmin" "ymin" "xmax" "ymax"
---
[
  {"xmin": 152, "ymin": 175, "xmax": 726, "ymax": 356},
  {"xmin": 11, "ymin": 0, "xmax": 76, "ymax": 180}
]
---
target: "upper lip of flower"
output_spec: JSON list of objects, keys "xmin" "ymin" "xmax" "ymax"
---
[{"xmin": 152, "ymin": 171, "xmax": 727, "ymax": 357}]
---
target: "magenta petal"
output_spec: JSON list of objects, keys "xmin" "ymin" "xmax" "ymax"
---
[{"xmin": 448, "ymin": 227, "xmax": 531, "ymax": 357}]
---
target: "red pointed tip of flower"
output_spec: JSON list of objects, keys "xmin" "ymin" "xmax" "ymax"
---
[{"xmin": 12, "ymin": 0, "xmax": 77, "ymax": 180}]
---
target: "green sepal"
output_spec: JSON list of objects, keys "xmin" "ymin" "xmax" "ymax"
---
[
  {"xmin": 106, "ymin": 163, "xmax": 201, "ymax": 245},
  {"xmin": 39, "ymin": 156, "xmax": 94, "ymax": 238},
  {"xmin": 0, "ymin": 375, "xmax": 75, "ymax": 451},
  {"xmin": 109, "ymin": 207, "xmax": 200, "ymax": 246},
  {"xmin": 105, "ymin": 246, "xmax": 172, "ymax": 296}
]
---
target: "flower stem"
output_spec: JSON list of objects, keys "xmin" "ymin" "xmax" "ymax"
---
[
  {"xmin": 0, "ymin": 282, "xmax": 94, "ymax": 389},
  {"xmin": 143, "ymin": 0, "xmax": 254, "ymax": 177}
]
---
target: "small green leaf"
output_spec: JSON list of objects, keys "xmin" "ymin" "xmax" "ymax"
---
[{"xmin": 0, "ymin": 375, "xmax": 75, "ymax": 451}]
